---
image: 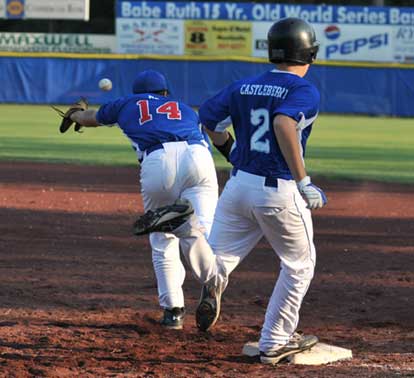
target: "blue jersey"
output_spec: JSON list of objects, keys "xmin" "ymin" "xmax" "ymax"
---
[
  {"xmin": 199, "ymin": 69, "xmax": 320, "ymax": 180},
  {"xmin": 96, "ymin": 93, "xmax": 205, "ymax": 160}
]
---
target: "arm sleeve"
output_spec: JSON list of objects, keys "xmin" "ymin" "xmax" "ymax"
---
[
  {"xmin": 95, "ymin": 98, "xmax": 126, "ymax": 125},
  {"xmin": 199, "ymin": 85, "xmax": 233, "ymax": 132},
  {"xmin": 274, "ymin": 84, "xmax": 320, "ymax": 123}
]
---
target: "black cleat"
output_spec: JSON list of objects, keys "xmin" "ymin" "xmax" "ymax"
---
[
  {"xmin": 196, "ymin": 282, "xmax": 222, "ymax": 332},
  {"xmin": 133, "ymin": 199, "xmax": 194, "ymax": 236},
  {"xmin": 260, "ymin": 333, "xmax": 319, "ymax": 365},
  {"xmin": 160, "ymin": 307, "xmax": 185, "ymax": 330}
]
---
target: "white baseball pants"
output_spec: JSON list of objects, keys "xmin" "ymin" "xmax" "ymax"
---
[
  {"xmin": 140, "ymin": 141, "xmax": 218, "ymax": 310},
  {"xmin": 176, "ymin": 169, "xmax": 315, "ymax": 353}
]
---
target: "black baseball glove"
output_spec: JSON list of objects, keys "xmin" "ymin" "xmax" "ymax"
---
[{"xmin": 51, "ymin": 97, "xmax": 88, "ymax": 133}]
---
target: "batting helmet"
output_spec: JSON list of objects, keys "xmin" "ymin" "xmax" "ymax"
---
[
  {"xmin": 267, "ymin": 18, "xmax": 319, "ymax": 65},
  {"xmin": 132, "ymin": 70, "xmax": 168, "ymax": 94}
]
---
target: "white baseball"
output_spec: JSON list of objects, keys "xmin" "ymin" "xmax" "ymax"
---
[{"xmin": 99, "ymin": 78, "xmax": 112, "ymax": 91}]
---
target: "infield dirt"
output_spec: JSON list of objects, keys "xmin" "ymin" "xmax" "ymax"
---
[{"xmin": 0, "ymin": 162, "xmax": 413, "ymax": 378}]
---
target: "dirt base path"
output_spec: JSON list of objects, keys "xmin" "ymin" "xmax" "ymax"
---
[{"xmin": 0, "ymin": 162, "xmax": 413, "ymax": 378}]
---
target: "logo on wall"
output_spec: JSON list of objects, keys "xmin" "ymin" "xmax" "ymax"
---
[
  {"xmin": 6, "ymin": 0, "xmax": 24, "ymax": 18},
  {"xmin": 324, "ymin": 25, "xmax": 340, "ymax": 40},
  {"xmin": 185, "ymin": 22, "xmax": 209, "ymax": 52},
  {"xmin": 190, "ymin": 32, "xmax": 206, "ymax": 44},
  {"xmin": 134, "ymin": 28, "xmax": 164, "ymax": 43},
  {"xmin": 255, "ymin": 39, "xmax": 267, "ymax": 50}
]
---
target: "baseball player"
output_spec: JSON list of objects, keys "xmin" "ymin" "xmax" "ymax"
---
[
  {"xmin": 133, "ymin": 18, "xmax": 327, "ymax": 364},
  {"xmin": 57, "ymin": 70, "xmax": 218, "ymax": 329}
]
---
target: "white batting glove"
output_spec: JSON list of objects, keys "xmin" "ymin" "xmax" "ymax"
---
[{"xmin": 297, "ymin": 176, "xmax": 327, "ymax": 210}]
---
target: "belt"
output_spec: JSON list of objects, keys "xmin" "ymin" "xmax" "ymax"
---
[
  {"xmin": 232, "ymin": 168, "xmax": 278, "ymax": 188},
  {"xmin": 143, "ymin": 140, "xmax": 205, "ymax": 160}
]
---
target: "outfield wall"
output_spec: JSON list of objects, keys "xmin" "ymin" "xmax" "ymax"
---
[{"xmin": 1, "ymin": 53, "xmax": 414, "ymax": 117}]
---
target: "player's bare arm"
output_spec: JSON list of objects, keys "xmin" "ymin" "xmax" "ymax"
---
[
  {"xmin": 274, "ymin": 114, "xmax": 327, "ymax": 209},
  {"xmin": 204, "ymin": 128, "xmax": 228, "ymax": 145},
  {"xmin": 273, "ymin": 114, "xmax": 307, "ymax": 182},
  {"xmin": 71, "ymin": 109, "xmax": 100, "ymax": 127},
  {"xmin": 204, "ymin": 127, "xmax": 234, "ymax": 161}
]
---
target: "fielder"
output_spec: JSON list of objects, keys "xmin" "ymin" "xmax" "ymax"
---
[
  {"xmin": 54, "ymin": 70, "xmax": 218, "ymax": 329},
  {"xmin": 134, "ymin": 18, "xmax": 327, "ymax": 364}
]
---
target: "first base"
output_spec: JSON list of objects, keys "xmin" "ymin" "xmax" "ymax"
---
[
  {"xmin": 242, "ymin": 341, "xmax": 261, "ymax": 357},
  {"xmin": 242, "ymin": 342, "xmax": 352, "ymax": 365}
]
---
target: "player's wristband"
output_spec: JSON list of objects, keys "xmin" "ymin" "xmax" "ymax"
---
[{"xmin": 213, "ymin": 133, "xmax": 234, "ymax": 162}]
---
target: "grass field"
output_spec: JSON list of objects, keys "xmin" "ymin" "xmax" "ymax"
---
[{"xmin": 1, "ymin": 104, "xmax": 413, "ymax": 184}]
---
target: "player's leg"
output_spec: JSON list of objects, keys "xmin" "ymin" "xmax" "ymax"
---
[
  {"xmin": 175, "ymin": 174, "xmax": 263, "ymax": 286},
  {"xmin": 179, "ymin": 143, "xmax": 218, "ymax": 238},
  {"xmin": 149, "ymin": 232, "xmax": 185, "ymax": 328},
  {"xmin": 253, "ymin": 187, "xmax": 317, "ymax": 362},
  {"xmin": 194, "ymin": 177, "xmax": 264, "ymax": 331},
  {"xmin": 171, "ymin": 143, "xmax": 220, "ymax": 286},
  {"xmin": 140, "ymin": 148, "xmax": 186, "ymax": 328}
]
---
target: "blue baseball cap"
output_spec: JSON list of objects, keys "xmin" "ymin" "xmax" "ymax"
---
[{"xmin": 132, "ymin": 70, "xmax": 168, "ymax": 94}]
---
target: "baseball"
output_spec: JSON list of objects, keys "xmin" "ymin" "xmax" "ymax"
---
[{"xmin": 98, "ymin": 78, "xmax": 112, "ymax": 91}]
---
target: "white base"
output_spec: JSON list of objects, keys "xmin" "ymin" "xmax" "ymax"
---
[
  {"xmin": 242, "ymin": 341, "xmax": 261, "ymax": 357},
  {"xmin": 242, "ymin": 342, "xmax": 352, "ymax": 365}
]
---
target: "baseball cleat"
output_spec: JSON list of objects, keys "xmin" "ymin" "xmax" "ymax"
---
[
  {"xmin": 160, "ymin": 307, "xmax": 185, "ymax": 330},
  {"xmin": 260, "ymin": 332, "xmax": 319, "ymax": 365},
  {"xmin": 133, "ymin": 198, "xmax": 194, "ymax": 235},
  {"xmin": 196, "ymin": 282, "xmax": 222, "ymax": 332}
]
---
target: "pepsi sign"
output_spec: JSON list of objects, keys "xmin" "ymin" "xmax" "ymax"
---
[
  {"xmin": 318, "ymin": 24, "xmax": 391, "ymax": 60},
  {"xmin": 326, "ymin": 33, "xmax": 389, "ymax": 59}
]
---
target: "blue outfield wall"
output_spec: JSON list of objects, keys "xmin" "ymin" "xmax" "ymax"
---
[{"xmin": 1, "ymin": 54, "xmax": 414, "ymax": 117}]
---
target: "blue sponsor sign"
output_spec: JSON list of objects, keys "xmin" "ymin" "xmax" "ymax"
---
[{"xmin": 116, "ymin": 1, "xmax": 414, "ymax": 25}]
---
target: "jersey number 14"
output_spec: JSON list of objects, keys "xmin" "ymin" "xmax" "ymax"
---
[{"xmin": 137, "ymin": 100, "xmax": 182, "ymax": 125}]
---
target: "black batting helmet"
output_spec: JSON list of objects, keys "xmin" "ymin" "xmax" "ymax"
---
[{"xmin": 267, "ymin": 17, "xmax": 319, "ymax": 65}]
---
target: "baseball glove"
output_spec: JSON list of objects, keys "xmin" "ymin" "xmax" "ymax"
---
[{"xmin": 51, "ymin": 97, "xmax": 88, "ymax": 133}]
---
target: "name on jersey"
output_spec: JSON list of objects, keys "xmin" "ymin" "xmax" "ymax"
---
[{"xmin": 240, "ymin": 84, "xmax": 288, "ymax": 99}]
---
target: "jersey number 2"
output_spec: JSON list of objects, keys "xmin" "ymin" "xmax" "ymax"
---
[
  {"xmin": 137, "ymin": 100, "xmax": 182, "ymax": 125},
  {"xmin": 250, "ymin": 108, "xmax": 270, "ymax": 154}
]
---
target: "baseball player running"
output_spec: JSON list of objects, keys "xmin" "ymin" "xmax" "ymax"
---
[
  {"xmin": 56, "ymin": 70, "xmax": 218, "ymax": 330},
  {"xmin": 133, "ymin": 18, "xmax": 327, "ymax": 364}
]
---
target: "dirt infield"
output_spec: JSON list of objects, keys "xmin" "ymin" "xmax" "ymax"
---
[{"xmin": 0, "ymin": 161, "xmax": 413, "ymax": 378}]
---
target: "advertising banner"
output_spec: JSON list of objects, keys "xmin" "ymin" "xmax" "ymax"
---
[
  {"xmin": 393, "ymin": 26, "xmax": 414, "ymax": 62},
  {"xmin": 315, "ymin": 24, "xmax": 393, "ymax": 61},
  {"xmin": 116, "ymin": 2, "xmax": 414, "ymax": 24},
  {"xmin": 116, "ymin": 18, "xmax": 183, "ymax": 55},
  {"xmin": 116, "ymin": 1, "xmax": 414, "ymax": 63},
  {"xmin": 251, "ymin": 22, "xmax": 270, "ymax": 58},
  {"xmin": 0, "ymin": 0, "xmax": 90, "ymax": 20},
  {"xmin": 0, "ymin": 33, "xmax": 116, "ymax": 53},
  {"xmin": 184, "ymin": 20, "xmax": 251, "ymax": 56}
]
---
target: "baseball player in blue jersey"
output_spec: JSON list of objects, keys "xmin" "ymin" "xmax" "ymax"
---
[
  {"xmin": 68, "ymin": 70, "xmax": 218, "ymax": 329},
  {"xmin": 133, "ymin": 18, "xmax": 327, "ymax": 363}
]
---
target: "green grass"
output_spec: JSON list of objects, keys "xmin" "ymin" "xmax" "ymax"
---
[
  {"xmin": 1, "ymin": 105, "xmax": 413, "ymax": 184},
  {"xmin": 307, "ymin": 115, "xmax": 414, "ymax": 183},
  {"xmin": 0, "ymin": 105, "xmax": 134, "ymax": 166}
]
